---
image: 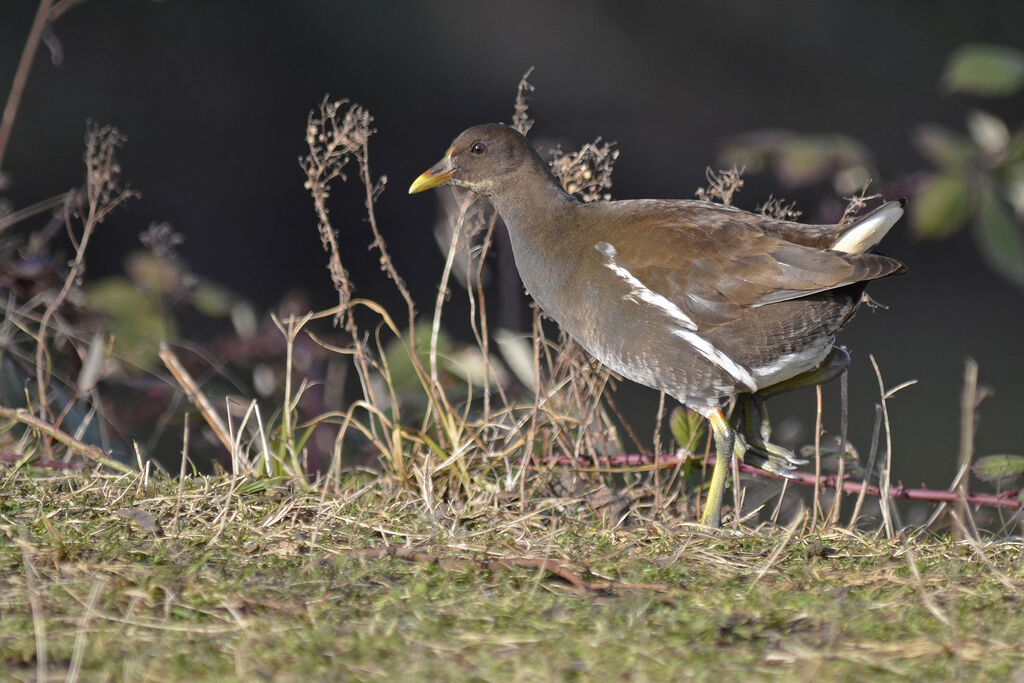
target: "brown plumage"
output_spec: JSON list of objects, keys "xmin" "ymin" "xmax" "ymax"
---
[{"xmin": 410, "ymin": 123, "xmax": 906, "ymax": 526}]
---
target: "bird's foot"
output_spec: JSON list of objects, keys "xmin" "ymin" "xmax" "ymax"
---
[
  {"xmin": 731, "ymin": 393, "xmax": 807, "ymax": 478},
  {"xmin": 733, "ymin": 431, "xmax": 807, "ymax": 478}
]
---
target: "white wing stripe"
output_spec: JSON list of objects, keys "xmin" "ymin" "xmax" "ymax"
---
[{"xmin": 596, "ymin": 241, "xmax": 757, "ymax": 391}]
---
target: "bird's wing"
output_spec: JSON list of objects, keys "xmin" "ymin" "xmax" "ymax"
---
[{"xmin": 598, "ymin": 207, "xmax": 903, "ymax": 327}]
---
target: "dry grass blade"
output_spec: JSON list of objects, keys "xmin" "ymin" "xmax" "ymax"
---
[
  {"xmin": 66, "ymin": 578, "xmax": 104, "ymax": 683},
  {"xmin": 956, "ymin": 358, "xmax": 988, "ymax": 539},
  {"xmin": 869, "ymin": 354, "xmax": 918, "ymax": 538},
  {"xmin": 159, "ymin": 343, "xmax": 232, "ymax": 454},
  {"xmin": 17, "ymin": 525, "xmax": 47, "ymax": 683},
  {"xmin": 750, "ymin": 509, "xmax": 807, "ymax": 586}
]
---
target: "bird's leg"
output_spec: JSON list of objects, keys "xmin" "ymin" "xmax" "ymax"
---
[
  {"xmin": 732, "ymin": 347, "xmax": 851, "ymax": 475},
  {"xmin": 700, "ymin": 349, "xmax": 851, "ymax": 526},
  {"xmin": 699, "ymin": 407, "xmax": 734, "ymax": 528}
]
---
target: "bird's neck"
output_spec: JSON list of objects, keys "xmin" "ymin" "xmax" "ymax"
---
[
  {"xmin": 486, "ymin": 166, "xmax": 580, "ymax": 317},
  {"xmin": 487, "ymin": 165, "xmax": 577, "ymax": 239}
]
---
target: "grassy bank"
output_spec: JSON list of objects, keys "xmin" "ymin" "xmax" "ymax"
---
[{"xmin": 2, "ymin": 471, "xmax": 1022, "ymax": 681}]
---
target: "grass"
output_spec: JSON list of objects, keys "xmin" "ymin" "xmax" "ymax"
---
[{"xmin": 2, "ymin": 470, "xmax": 1023, "ymax": 681}]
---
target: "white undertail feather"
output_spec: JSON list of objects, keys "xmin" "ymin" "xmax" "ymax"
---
[{"xmin": 830, "ymin": 201, "xmax": 904, "ymax": 254}]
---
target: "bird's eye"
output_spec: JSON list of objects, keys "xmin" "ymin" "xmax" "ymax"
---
[{"xmin": 470, "ymin": 142, "xmax": 486, "ymax": 155}]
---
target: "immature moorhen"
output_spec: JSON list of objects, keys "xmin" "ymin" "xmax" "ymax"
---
[{"xmin": 410, "ymin": 123, "xmax": 905, "ymax": 527}]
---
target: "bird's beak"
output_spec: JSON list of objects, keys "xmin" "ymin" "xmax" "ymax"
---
[{"xmin": 408, "ymin": 147, "xmax": 454, "ymax": 194}]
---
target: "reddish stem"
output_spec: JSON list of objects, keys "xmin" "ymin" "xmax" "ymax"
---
[{"xmin": 547, "ymin": 453, "xmax": 1022, "ymax": 511}]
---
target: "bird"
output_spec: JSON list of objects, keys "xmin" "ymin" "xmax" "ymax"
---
[{"xmin": 409, "ymin": 123, "xmax": 906, "ymax": 527}]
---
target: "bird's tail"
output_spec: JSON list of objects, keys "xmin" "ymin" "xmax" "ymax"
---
[{"xmin": 831, "ymin": 199, "xmax": 906, "ymax": 254}]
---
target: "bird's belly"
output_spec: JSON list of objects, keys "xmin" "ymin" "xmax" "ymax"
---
[{"xmin": 556, "ymin": 294, "xmax": 746, "ymax": 407}]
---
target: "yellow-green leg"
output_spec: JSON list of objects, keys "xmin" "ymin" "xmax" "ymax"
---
[
  {"xmin": 698, "ymin": 348, "xmax": 852, "ymax": 527},
  {"xmin": 699, "ymin": 408, "xmax": 734, "ymax": 528}
]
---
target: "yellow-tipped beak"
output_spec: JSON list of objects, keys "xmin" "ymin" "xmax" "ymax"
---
[{"xmin": 408, "ymin": 148, "xmax": 454, "ymax": 194}]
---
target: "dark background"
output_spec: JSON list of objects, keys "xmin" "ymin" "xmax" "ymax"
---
[{"xmin": 2, "ymin": 1, "xmax": 1022, "ymax": 488}]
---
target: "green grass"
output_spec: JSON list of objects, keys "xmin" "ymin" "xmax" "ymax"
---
[{"xmin": 2, "ymin": 471, "xmax": 1022, "ymax": 681}]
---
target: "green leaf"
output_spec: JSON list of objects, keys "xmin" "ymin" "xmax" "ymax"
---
[
  {"xmin": 720, "ymin": 131, "xmax": 870, "ymax": 189},
  {"xmin": 670, "ymin": 407, "xmax": 706, "ymax": 452},
  {"xmin": 775, "ymin": 135, "xmax": 869, "ymax": 188},
  {"xmin": 974, "ymin": 186, "xmax": 1024, "ymax": 288},
  {"xmin": 124, "ymin": 251, "xmax": 182, "ymax": 296},
  {"xmin": 192, "ymin": 282, "xmax": 236, "ymax": 317},
  {"xmin": 911, "ymin": 174, "xmax": 972, "ymax": 239},
  {"xmin": 966, "ymin": 110, "xmax": 1010, "ymax": 155},
  {"xmin": 972, "ymin": 454, "xmax": 1024, "ymax": 483},
  {"xmin": 86, "ymin": 277, "xmax": 175, "ymax": 368},
  {"xmin": 944, "ymin": 43, "xmax": 1024, "ymax": 96},
  {"xmin": 912, "ymin": 124, "xmax": 976, "ymax": 170}
]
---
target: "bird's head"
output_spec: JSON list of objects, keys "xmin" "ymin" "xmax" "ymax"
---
[{"xmin": 408, "ymin": 123, "xmax": 536, "ymax": 198}]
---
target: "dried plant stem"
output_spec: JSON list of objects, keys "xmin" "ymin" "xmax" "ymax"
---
[
  {"xmin": 0, "ymin": 190, "xmax": 74, "ymax": 235},
  {"xmin": 431, "ymin": 195, "xmax": 473, "ymax": 384},
  {"xmin": 34, "ymin": 126, "xmax": 134, "ymax": 427},
  {"xmin": 956, "ymin": 358, "xmax": 983, "ymax": 539},
  {"xmin": 301, "ymin": 99, "xmax": 385, "ymax": 438},
  {"xmin": 869, "ymin": 354, "xmax": 917, "ymax": 538},
  {"xmin": 0, "ymin": 0, "xmax": 54, "ymax": 172},
  {"xmin": 0, "ymin": 406, "xmax": 131, "ymax": 473},
  {"xmin": 34, "ymin": 206, "xmax": 86, "ymax": 424},
  {"xmin": 159, "ymin": 343, "xmax": 233, "ymax": 455},
  {"xmin": 813, "ymin": 385, "xmax": 823, "ymax": 524},
  {"xmin": 652, "ymin": 392, "xmax": 666, "ymax": 512},
  {"xmin": 872, "ymin": 358, "xmax": 897, "ymax": 540},
  {"xmin": 825, "ymin": 369, "xmax": 849, "ymax": 527},
  {"xmin": 849, "ymin": 404, "xmax": 883, "ymax": 528},
  {"xmin": 356, "ymin": 133, "xmax": 416, "ymax": 334},
  {"xmin": 470, "ymin": 210, "xmax": 503, "ymax": 423}
]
